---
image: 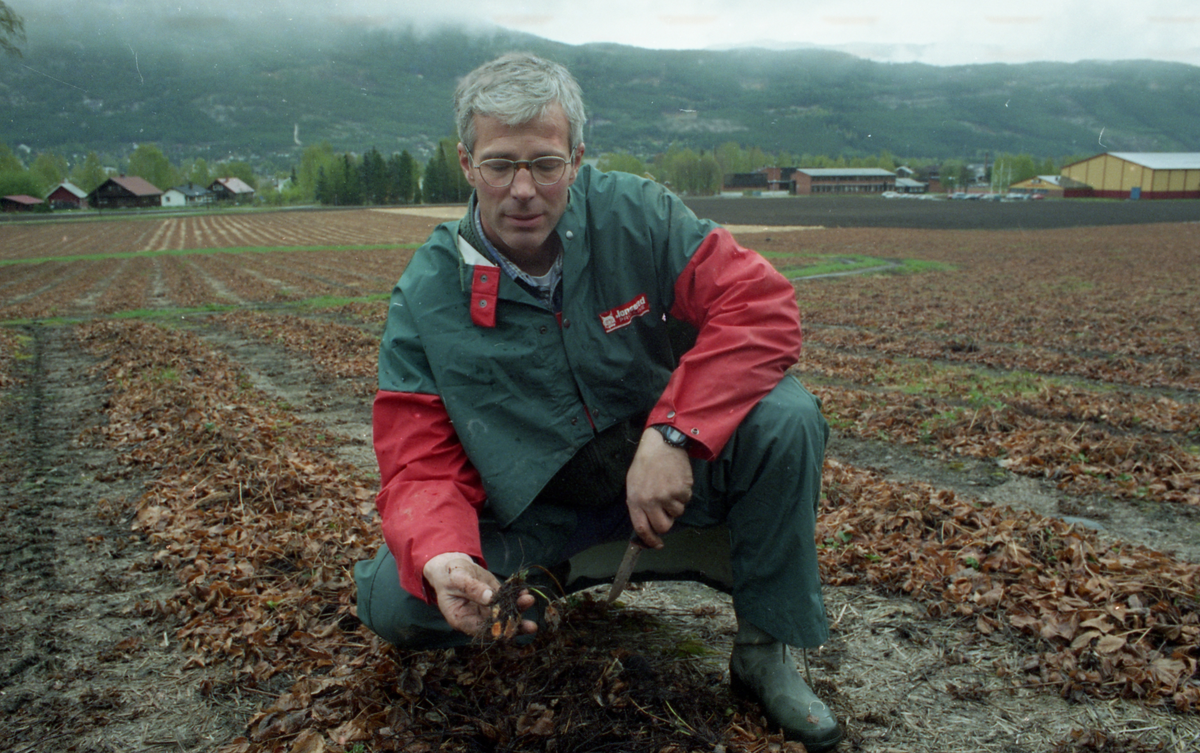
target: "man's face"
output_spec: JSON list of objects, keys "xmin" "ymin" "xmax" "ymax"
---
[{"xmin": 458, "ymin": 104, "xmax": 581, "ymax": 272}]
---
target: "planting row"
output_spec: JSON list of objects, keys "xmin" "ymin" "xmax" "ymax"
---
[
  {"xmin": 0, "ymin": 249, "xmax": 414, "ymax": 321},
  {"xmin": 0, "ymin": 209, "xmax": 439, "ymax": 261},
  {"xmin": 806, "ymin": 326, "xmax": 1198, "ymax": 392},
  {"xmin": 810, "ymin": 382, "xmax": 1198, "ymax": 506}
]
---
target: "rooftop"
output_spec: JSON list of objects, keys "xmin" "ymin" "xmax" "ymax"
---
[
  {"xmin": 1107, "ymin": 153, "xmax": 1200, "ymax": 170},
  {"xmin": 797, "ymin": 168, "xmax": 897, "ymax": 177}
]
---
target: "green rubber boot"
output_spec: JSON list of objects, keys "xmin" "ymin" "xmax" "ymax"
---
[{"xmin": 730, "ymin": 623, "xmax": 842, "ymax": 752}]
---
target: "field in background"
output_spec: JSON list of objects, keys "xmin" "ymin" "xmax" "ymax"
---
[{"xmin": 2, "ymin": 208, "xmax": 1198, "ymax": 752}]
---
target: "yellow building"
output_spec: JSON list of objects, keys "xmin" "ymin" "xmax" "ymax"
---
[{"xmin": 1060, "ymin": 152, "xmax": 1200, "ymax": 199}]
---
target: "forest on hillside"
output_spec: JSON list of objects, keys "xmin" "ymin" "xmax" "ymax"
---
[{"xmin": 3, "ymin": 11, "xmax": 1198, "ymax": 170}]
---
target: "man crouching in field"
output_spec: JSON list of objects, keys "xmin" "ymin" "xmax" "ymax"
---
[{"xmin": 354, "ymin": 52, "xmax": 843, "ymax": 751}]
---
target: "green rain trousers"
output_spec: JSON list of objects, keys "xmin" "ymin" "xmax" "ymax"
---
[{"xmin": 354, "ymin": 374, "xmax": 830, "ymax": 650}]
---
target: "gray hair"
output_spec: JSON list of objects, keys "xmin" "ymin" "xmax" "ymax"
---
[{"xmin": 454, "ymin": 52, "xmax": 586, "ymax": 153}]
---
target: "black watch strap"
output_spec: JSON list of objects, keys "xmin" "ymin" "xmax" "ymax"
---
[{"xmin": 652, "ymin": 424, "xmax": 690, "ymax": 449}]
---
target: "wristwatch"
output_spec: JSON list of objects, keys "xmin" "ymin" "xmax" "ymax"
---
[{"xmin": 652, "ymin": 424, "xmax": 690, "ymax": 449}]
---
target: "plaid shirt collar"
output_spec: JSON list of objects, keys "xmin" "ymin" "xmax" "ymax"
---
[{"xmin": 473, "ymin": 206, "xmax": 563, "ymax": 312}]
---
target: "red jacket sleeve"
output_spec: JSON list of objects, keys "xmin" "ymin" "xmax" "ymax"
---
[
  {"xmin": 373, "ymin": 390, "xmax": 488, "ymax": 602},
  {"xmin": 646, "ymin": 227, "xmax": 803, "ymax": 460}
]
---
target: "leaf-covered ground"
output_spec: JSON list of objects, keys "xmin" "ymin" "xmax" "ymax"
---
[{"xmin": 2, "ymin": 208, "xmax": 1198, "ymax": 752}]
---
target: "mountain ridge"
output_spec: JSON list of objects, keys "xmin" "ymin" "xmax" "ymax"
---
[{"xmin": 3, "ymin": 18, "xmax": 1197, "ymax": 170}]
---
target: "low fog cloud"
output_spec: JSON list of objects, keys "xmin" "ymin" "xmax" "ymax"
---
[{"xmin": 16, "ymin": 0, "xmax": 1200, "ymax": 66}]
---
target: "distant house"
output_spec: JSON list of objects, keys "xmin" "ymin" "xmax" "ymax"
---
[
  {"xmin": 46, "ymin": 181, "xmax": 88, "ymax": 210},
  {"xmin": 792, "ymin": 168, "xmax": 896, "ymax": 195},
  {"xmin": 2, "ymin": 194, "xmax": 44, "ymax": 212},
  {"xmin": 209, "ymin": 177, "xmax": 256, "ymax": 203},
  {"xmin": 88, "ymin": 176, "xmax": 163, "ymax": 209},
  {"xmin": 1060, "ymin": 152, "xmax": 1200, "ymax": 199},
  {"xmin": 162, "ymin": 182, "xmax": 214, "ymax": 208}
]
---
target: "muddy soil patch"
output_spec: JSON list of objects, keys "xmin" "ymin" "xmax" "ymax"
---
[{"xmin": 186, "ymin": 315, "xmax": 377, "ymax": 473}]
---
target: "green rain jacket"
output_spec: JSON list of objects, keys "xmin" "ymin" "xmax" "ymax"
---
[{"xmin": 373, "ymin": 166, "xmax": 803, "ymax": 600}]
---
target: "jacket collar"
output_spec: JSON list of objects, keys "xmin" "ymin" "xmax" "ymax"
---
[{"xmin": 455, "ymin": 193, "xmax": 496, "ymax": 267}]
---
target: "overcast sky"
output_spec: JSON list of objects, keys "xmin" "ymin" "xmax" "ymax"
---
[{"xmin": 21, "ymin": 0, "xmax": 1200, "ymax": 67}]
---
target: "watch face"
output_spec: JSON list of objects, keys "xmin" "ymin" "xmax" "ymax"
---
[{"xmin": 656, "ymin": 425, "xmax": 688, "ymax": 447}]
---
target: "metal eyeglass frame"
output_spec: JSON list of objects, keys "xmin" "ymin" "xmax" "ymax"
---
[{"xmin": 463, "ymin": 146, "xmax": 577, "ymax": 188}]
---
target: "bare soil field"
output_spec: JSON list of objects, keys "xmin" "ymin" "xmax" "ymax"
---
[
  {"xmin": 1, "ymin": 205, "xmax": 1198, "ymax": 752},
  {"xmin": 686, "ymin": 195, "xmax": 1200, "ymax": 230}
]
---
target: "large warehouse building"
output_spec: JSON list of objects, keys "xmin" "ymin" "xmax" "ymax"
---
[
  {"xmin": 1061, "ymin": 152, "xmax": 1200, "ymax": 199},
  {"xmin": 792, "ymin": 168, "xmax": 896, "ymax": 195}
]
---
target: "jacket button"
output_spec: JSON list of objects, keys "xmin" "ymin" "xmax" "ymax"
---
[
  {"xmin": 478, "ymin": 299, "xmax": 488, "ymax": 308},
  {"xmin": 571, "ymin": 417, "xmax": 578, "ymax": 425},
  {"xmin": 539, "ymin": 326, "xmax": 548, "ymax": 334},
  {"xmin": 566, "ymin": 231, "xmax": 574, "ymax": 240},
  {"xmin": 563, "ymin": 319, "xmax": 571, "ymax": 328},
  {"xmin": 592, "ymin": 408, "xmax": 600, "ymax": 417},
  {"xmin": 667, "ymin": 411, "xmax": 676, "ymax": 419}
]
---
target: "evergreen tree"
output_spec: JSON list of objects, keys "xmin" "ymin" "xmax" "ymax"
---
[
  {"xmin": 443, "ymin": 138, "xmax": 472, "ymax": 202},
  {"xmin": 423, "ymin": 149, "xmax": 451, "ymax": 204},
  {"xmin": 360, "ymin": 147, "xmax": 388, "ymax": 204},
  {"xmin": 388, "ymin": 150, "xmax": 419, "ymax": 204},
  {"xmin": 315, "ymin": 166, "xmax": 329, "ymax": 205},
  {"xmin": 341, "ymin": 153, "xmax": 363, "ymax": 205}
]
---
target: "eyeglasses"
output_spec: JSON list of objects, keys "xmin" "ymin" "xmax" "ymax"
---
[{"xmin": 465, "ymin": 147, "xmax": 575, "ymax": 188}]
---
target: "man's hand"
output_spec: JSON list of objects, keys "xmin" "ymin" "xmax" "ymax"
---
[
  {"xmin": 625, "ymin": 428, "xmax": 694, "ymax": 549},
  {"xmin": 422, "ymin": 552, "xmax": 537, "ymax": 637}
]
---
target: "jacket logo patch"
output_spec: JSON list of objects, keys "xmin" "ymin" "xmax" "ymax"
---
[{"xmin": 599, "ymin": 293, "xmax": 650, "ymax": 333}]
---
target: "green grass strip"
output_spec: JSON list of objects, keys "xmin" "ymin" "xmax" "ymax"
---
[
  {"xmin": 762, "ymin": 253, "xmax": 942, "ymax": 279},
  {"xmin": 0, "ymin": 243, "xmax": 419, "ymax": 267},
  {"xmin": 780, "ymin": 255, "xmax": 954, "ymax": 278}
]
